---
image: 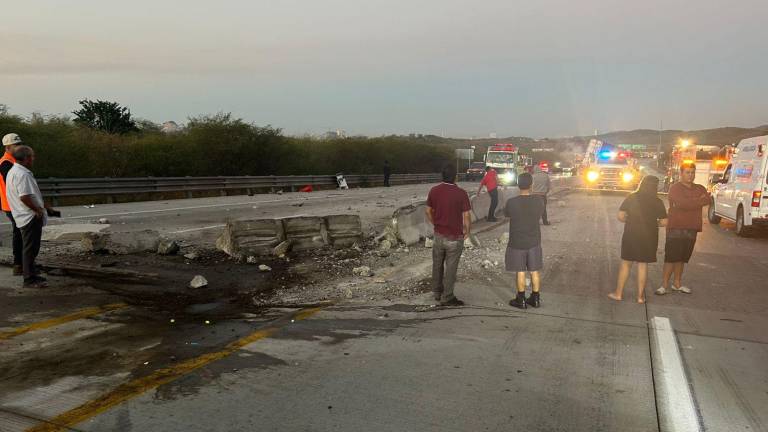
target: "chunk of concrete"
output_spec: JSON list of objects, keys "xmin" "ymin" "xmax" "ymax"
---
[
  {"xmin": 498, "ymin": 232, "xmax": 509, "ymax": 244},
  {"xmin": 392, "ymin": 202, "xmax": 433, "ymax": 246},
  {"xmin": 424, "ymin": 237, "xmax": 434, "ymax": 248},
  {"xmin": 273, "ymin": 240, "xmax": 292, "ymax": 257},
  {"xmin": 190, "ymin": 275, "xmax": 208, "ymax": 289},
  {"xmin": 216, "ymin": 218, "xmax": 285, "ymax": 257},
  {"xmin": 352, "ymin": 266, "xmax": 373, "ymax": 277},
  {"xmin": 157, "ymin": 238, "xmax": 180, "ymax": 255},
  {"xmin": 258, "ymin": 264, "xmax": 272, "ymax": 272}
]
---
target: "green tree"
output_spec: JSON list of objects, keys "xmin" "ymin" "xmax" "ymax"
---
[{"xmin": 72, "ymin": 99, "xmax": 138, "ymax": 134}]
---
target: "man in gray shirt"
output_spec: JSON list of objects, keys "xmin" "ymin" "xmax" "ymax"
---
[{"xmin": 532, "ymin": 165, "xmax": 551, "ymax": 225}]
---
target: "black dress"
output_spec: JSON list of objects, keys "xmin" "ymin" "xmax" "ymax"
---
[{"xmin": 620, "ymin": 193, "xmax": 667, "ymax": 263}]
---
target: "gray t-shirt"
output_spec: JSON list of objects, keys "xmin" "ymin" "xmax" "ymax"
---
[{"xmin": 504, "ymin": 195, "xmax": 544, "ymax": 250}]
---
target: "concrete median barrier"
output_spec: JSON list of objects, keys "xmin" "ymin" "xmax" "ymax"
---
[
  {"xmin": 216, "ymin": 218, "xmax": 286, "ymax": 257},
  {"xmin": 471, "ymin": 187, "xmax": 518, "ymax": 221},
  {"xmin": 217, "ymin": 214, "xmax": 363, "ymax": 257},
  {"xmin": 323, "ymin": 215, "xmax": 363, "ymax": 248},
  {"xmin": 282, "ymin": 216, "xmax": 326, "ymax": 251},
  {"xmin": 392, "ymin": 201, "xmax": 433, "ymax": 246}
]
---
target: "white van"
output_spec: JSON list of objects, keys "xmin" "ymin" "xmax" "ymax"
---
[{"xmin": 708, "ymin": 135, "xmax": 768, "ymax": 236}]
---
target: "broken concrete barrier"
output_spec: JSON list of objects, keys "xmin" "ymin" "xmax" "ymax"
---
[
  {"xmin": 471, "ymin": 188, "xmax": 518, "ymax": 221},
  {"xmin": 42, "ymin": 224, "xmax": 110, "ymax": 242},
  {"xmin": 217, "ymin": 214, "xmax": 363, "ymax": 257},
  {"xmin": 282, "ymin": 216, "xmax": 325, "ymax": 251},
  {"xmin": 323, "ymin": 215, "xmax": 363, "ymax": 248},
  {"xmin": 81, "ymin": 230, "xmax": 161, "ymax": 254},
  {"xmin": 391, "ymin": 202, "xmax": 433, "ymax": 246},
  {"xmin": 216, "ymin": 218, "xmax": 285, "ymax": 258}
]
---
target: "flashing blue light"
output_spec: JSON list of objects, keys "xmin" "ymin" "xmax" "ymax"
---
[{"xmin": 599, "ymin": 151, "xmax": 613, "ymax": 159}]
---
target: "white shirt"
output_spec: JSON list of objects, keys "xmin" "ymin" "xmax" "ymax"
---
[{"xmin": 6, "ymin": 163, "xmax": 47, "ymax": 228}]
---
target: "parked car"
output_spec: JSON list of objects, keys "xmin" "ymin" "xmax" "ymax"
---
[{"xmin": 466, "ymin": 162, "xmax": 486, "ymax": 180}]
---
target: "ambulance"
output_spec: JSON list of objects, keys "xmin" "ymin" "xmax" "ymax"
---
[{"xmin": 708, "ymin": 135, "xmax": 768, "ymax": 236}]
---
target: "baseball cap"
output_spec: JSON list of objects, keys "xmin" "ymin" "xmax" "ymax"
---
[{"xmin": 2, "ymin": 133, "xmax": 22, "ymax": 146}]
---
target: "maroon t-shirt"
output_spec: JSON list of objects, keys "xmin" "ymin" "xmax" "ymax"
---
[{"xmin": 427, "ymin": 183, "xmax": 472, "ymax": 239}]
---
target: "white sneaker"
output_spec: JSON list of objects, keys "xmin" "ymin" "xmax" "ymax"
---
[
  {"xmin": 672, "ymin": 285, "xmax": 692, "ymax": 294},
  {"xmin": 655, "ymin": 286, "xmax": 667, "ymax": 295}
]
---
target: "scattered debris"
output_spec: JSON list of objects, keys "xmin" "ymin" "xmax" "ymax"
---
[
  {"xmin": 352, "ymin": 266, "xmax": 374, "ymax": 277},
  {"xmin": 258, "ymin": 264, "xmax": 272, "ymax": 272},
  {"xmin": 97, "ymin": 217, "xmax": 110, "ymax": 224},
  {"xmin": 189, "ymin": 275, "xmax": 208, "ymax": 289},
  {"xmin": 247, "ymin": 256, "xmax": 259, "ymax": 264},
  {"xmin": 184, "ymin": 252, "xmax": 199, "ymax": 260},
  {"xmin": 379, "ymin": 240, "xmax": 392, "ymax": 251},
  {"xmin": 424, "ymin": 237, "xmax": 434, "ymax": 248},
  {"xmin": 498, "ymin": 232, "xmax": 509, "ymax": 244}
]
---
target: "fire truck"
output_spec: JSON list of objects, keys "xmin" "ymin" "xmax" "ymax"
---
[
  {"xmin": 582, "ymin": 139, "xmax": 641, "ymax": 190},
  {"xmin": 485, "ymin": 144, "xmax": 526, "ymax": 185},
  {"xmin": 666, "ymin": 141, "xmax": 721, "ymax": 189}
]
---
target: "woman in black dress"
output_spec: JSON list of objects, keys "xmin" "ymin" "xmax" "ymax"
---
[{"xmin": 608, "ymin": 175, "xmax": 667, "ymax": 303}]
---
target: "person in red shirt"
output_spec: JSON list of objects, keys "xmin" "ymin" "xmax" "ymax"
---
[
  {"xmin": 477, "ymin": 166, "xmax": 499, "ymax": 222},
  {"xmin": 1, "ymin": 133, "xmax": 23, "ymax": 276},
  {"xmin": 656, "ymin": 163, "xmax": 710, "ymax": 295},
  {"xmin": 426, "ymin": 164, "xmax": 472, "ymax": 306}
]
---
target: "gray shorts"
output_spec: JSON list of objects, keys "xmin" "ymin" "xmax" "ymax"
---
[{"xmin": 505, "ymin": 245, "xmax": 543, "ymax": 272}]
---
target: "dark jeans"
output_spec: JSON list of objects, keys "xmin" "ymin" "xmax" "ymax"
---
[
  {"xmin": 20, "ymin": 217, "xmax": 43, "ymax": 280},
  {"xmin": 488, "ymin": 188, "xmax": 499, "ymax": 220},
  {"xmin": 4, "ymin": 211, "xmax": 23, "ymax": 266},
  {"xmin": 384, "ymin": 174, "xmax": 391, "ymax": 187},
  {"xmin": 538, "ymin": 194, "xmax": 549, "ymax": 224},
  {"xmin": 432, "ymin": 234, "xmax": 465, "ymax": 302}
]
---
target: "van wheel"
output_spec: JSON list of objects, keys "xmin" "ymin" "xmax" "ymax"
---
[
  {"xmin": 707, "ymin": 199, "xmax": 721, "ymax": 224},
  {"xmin": 735, "ymin": 206, "xmax": 750, "ymax": 237}
]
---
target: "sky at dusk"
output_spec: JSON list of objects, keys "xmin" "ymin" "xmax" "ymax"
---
[{"xmin": 2, "ymin": 0, "xmax": 767, "ymax": 137}]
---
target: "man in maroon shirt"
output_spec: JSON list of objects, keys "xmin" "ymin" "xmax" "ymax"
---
[
  {"xmin": 426, "ymin": 164, "xmax": 472, "ymax": 306},
  {"xmin": 656, "ymin": 163, "xmax": 710, "ymax": 295},
  {"xmin": 477, "ymin": 166, "xmax": 499, "ymax": 222}
]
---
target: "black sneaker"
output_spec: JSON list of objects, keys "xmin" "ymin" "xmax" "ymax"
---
[
  {"xmin": 509, "ymin": 294, "xmax": 527, "ymax": 309},
  {"xmin": 441, "ymin": 298, "xmax": 465, "ymax": 307},
  {"xmin": 526, "ymin": 292, "xmax": 541, "ymax": 308}
]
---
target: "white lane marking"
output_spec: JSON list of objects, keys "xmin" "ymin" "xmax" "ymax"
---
[
  {"xmin": 650, "ymin": 316, "xmax": 702, "ymax": 432},
  {"xmin": 170, "ymin": 224, "xmax": 226, "ymax": 234}
]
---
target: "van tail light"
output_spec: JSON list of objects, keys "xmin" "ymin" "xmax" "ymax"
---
[{"xmin": 752, "ymin": 191, "xmax": 762, "ymax": 207}]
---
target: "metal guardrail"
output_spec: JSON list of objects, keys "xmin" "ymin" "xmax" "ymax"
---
[{"xmin": 37, "ymin": 173, "xmax": 446, "ymax": 203}]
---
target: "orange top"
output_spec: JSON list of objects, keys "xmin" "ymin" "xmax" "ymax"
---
[{"xmin": 0, "ymin": 152, "xmax": 17, "ymax": 212}]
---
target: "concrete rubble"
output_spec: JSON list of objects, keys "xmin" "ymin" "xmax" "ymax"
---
[
  {"xmin": 189, "ymin": 275, "xmax": 208, "ymax": 289},
  {"xmin": 157, "ymin": 238, "xmax": 180, "ymax": 255},
  {"xmin": 258, "ymin": 264, "xmax": 272, "ymax": 272},
  {"xmin": 352, "ymin": 266, "xmax": 374, "ymax": 277},
  {"xmin": 424, "ymin": 237, "xmax": 434, "ymax": 248}
]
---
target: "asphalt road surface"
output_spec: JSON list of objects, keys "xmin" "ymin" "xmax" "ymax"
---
[{"xmin": 1, "ymin": 181, "xmax": 767, "ymax": 432}]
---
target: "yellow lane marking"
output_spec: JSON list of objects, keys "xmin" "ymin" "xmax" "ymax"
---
[
  {"xmin": 26, "ymin": 306, "xmax": 325, "ymax": 432},
  {"xmin": 0, "ymin": 303, "xmax": 127, "ymax": 341}
]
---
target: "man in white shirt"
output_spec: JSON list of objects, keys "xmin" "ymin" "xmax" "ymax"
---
[{"xmin": 6, "ymin": 145, "xmax": 59, "ymax": 288}]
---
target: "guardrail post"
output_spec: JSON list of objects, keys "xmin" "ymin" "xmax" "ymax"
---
[{"xmin": 185, "ymin": 176, "xmax": 193, "ymax": 199}]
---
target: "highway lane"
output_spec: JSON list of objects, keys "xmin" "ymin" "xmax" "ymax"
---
[{"xmin": 1, "ymin": 181, "xmax": 766, "ymax": 431}]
